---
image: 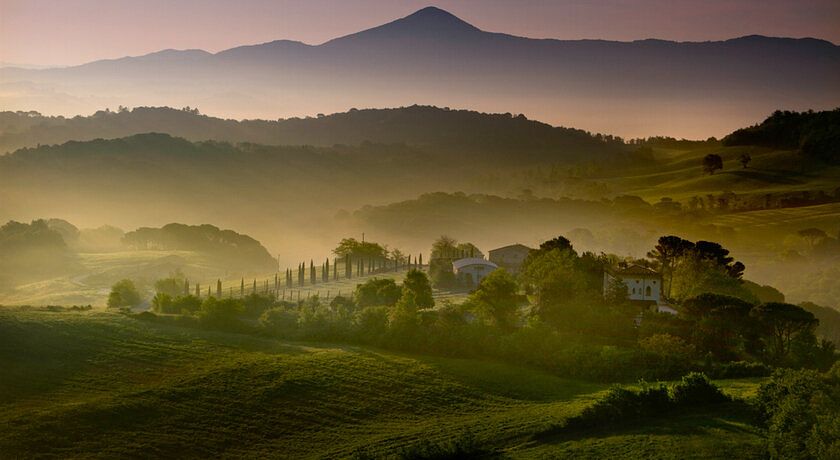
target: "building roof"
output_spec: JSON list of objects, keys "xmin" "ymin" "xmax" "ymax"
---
[
  {"xmin": 488, "ymin": 244, "xmax": 531, "ymax": 255},
  {"xmin": 452, "ymin": 258, "xmax": 499, "ymax": 271},
  {"xmin": 609, "ymin": 264, "xmax": 660, "ymax": 277}
]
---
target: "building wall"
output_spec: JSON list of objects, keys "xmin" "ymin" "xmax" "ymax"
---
[
  {"xmin": 603, "ymin": 273, "xmax": 661, "ymax": 303},
  {"xmin": 489, "ymin": 247, "xmax": 530, "ymax": 273},
  {"xmin": 456, "ymin": 264, "xmax": 496, "ymax": 285}
]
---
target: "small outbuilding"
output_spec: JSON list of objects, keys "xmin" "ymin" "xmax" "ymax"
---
[
  {"xmin": 488, "ymin": 244, "xmax": 531, "ymax": 274},
  {"xmin": 452, "ymin": 258, "xmax": 498, "ymax": 286}
]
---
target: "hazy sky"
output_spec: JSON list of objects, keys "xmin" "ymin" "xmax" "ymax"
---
[{"xmin": 2, "ymin": 0, "xmax": 838, "ymax": 67}]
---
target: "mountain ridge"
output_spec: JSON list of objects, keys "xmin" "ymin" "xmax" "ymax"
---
[{"xmin": 2, "ymin": 7, "xmax": 839, "ymax": 138}]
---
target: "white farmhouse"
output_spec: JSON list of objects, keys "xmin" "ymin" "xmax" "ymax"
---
[
  {"xmin": 603, "ymin": 264, "xmax": 662, "ymax": 303},
  {"xmin": 452, "ymin": 258, "xmax": 498, "ymax": 286}
]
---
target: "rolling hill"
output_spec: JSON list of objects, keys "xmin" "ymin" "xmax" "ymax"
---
[
  {"xmin": 2, "ymin": 7, "xmax": 838, "ymax": 138},
  {"xmin": 0, "ymin": 105, "xmax": 624, "ymax": 156},
  {"xmin": 0, "ymin": 310, "xmax": 766, "ymax": 458}
]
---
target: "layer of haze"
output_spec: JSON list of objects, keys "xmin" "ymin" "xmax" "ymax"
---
[{"xmin": 2, "ymin": 0, "xmax": 839, "ymax": 67}]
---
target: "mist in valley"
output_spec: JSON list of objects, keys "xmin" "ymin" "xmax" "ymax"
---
[{"xmin": 2, "ymin": 3, "xmax": 840, "ymax": 458}]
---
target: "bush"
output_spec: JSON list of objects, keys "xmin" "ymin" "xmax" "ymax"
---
[
  {"xmin": 567, "ymin": 384, "xmax": 671, "ymax": 430},
  {"xmin": 706, "ymin": 360, "xmax": 772, "ymax": 379},
  {"xmin": 755, "ymin": 367, "xmax": 840, "ymax": 459},
  {"xmin": 669, "ymin": 372, "xmax": 729, "ymax": 406},
  {"xmin": 132, "ymin": 311, "xmax": 158, "ymax": 322},
  {"xmin": 259, "ymin": 307, "xmax": 299, "ymax": 338},
  {"xmin": 564, "ymin": 372, "xmax": 729, "ymax": 432},
  {"xmin": 354, "ymin": 278, "xmax": 401, "ymax": 307},
  {"xmin": 107, "ymin": 279, "xmax": 142, "ymax": 309}
]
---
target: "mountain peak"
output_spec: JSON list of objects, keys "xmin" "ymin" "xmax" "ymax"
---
[
  {"xmin": 324, "ymin": 6, "xmax": 480, "ymax": 46},
  {"xmin": 396, "ymin": 6, "xmax": 480, "ymax": 32}
]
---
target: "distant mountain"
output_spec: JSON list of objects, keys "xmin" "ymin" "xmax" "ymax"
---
[{"xmin": 2, "ymin": 7, "xmax": 838, "ymax": 138}]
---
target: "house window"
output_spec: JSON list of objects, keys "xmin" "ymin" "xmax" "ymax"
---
[{"xmin": 646, "ymin": 286, "xmax": 652, "ymax": 297}]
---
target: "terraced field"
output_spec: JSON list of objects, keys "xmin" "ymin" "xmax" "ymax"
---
[{"xmin": 0, "ymin": 310, "xmax": 766, "ymax": 458}]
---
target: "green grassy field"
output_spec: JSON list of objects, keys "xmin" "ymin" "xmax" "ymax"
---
[
  {"xmin": 599, "ymin": 146, "xmax": 840, "ymax": 202},
  {"xmin": 0, "ymin": 310, "xmax": 766, "ymax": 458}
]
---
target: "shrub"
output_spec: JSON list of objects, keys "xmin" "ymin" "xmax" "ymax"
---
[
  {"xmin": 132, "ymin": 311, "xmax": 158, "ymax": 322},
  {"xmin": 354, "ymin": 278, "xmax": 401, "ymax": 307},
  {"xmin": 108, "ymin": 279, "xmax": 142, "ymax": 308},
  {"xmin": 567, "ymin": 384, "xmax": 671, "ymax": 430},
  {"xmin": 706, "ymin": 360, "xmax": 772, "ymax": 379},
  {"xmin": 669, "ymin": 372, "xmax": 729, "ymax": 406},
  {"xmin": 259, "ymin": 307, "xmax": 299, "ymax": 338}
]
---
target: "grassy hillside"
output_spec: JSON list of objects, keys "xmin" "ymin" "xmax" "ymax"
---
[
  {"xmin": 0, "ymin": 310, "xmax": 765, "ymax": 458},
  {"xmin": 596, "ymin": 146, "xmax": 840, "ymax": 202}
]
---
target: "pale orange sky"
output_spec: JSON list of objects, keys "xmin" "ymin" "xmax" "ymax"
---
[{"xmin": 2, "ymin": 0, "xmax": 839, "ymax": 67}]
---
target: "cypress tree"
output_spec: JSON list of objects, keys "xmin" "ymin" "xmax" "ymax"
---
[
  {"xmin": 310, "ymin": 259, "xmax": 316, "ymax": 284},
  {"xmin": 241, "ymin": 278, "xmax": 245, "ymax": 296},
  {"xmin": 195, "ymin": 282, "xmax": 200, "ymax": 297},
  {"xmin": 216, "ymin": 279, "xmax": 222, "ymax": 298},
  {"xmin": 253, "ymin": 279, "xmax": 257, "ymax": 294},
  {"xmin": 419, "ymin": 253, "xmax": 423, "ymax": 267},
  {"xmin": 185, "ymin": 279, "xmax": 190, "ymax": 296},
  {"xmin": 333, "ymin": 257, "xmax": 338, "ymax": 280}
]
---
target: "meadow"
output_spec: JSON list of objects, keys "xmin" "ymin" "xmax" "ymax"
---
[{"xmin": 0, "ymin": 309, "xmax": 766, "ymax": 458}]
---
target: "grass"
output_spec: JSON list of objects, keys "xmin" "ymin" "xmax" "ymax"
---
[
  {"xmin": 598, "ymin": 146, "xmax": 840, "ymax": 202},
  {"xmin": 0, "ymin": 310, "xmax": 767, "ymax": 458}
]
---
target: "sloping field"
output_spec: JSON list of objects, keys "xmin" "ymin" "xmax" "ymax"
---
[
  {"xmin": 0, "ymin": 311, "xmax": 764, "ymax": 458},
  {"xmin": 709, "ymin": 202, "xmax": 840, "ymax": 232}
]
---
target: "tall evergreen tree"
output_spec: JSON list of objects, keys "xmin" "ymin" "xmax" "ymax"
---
[{"xmin": 216, "ymin": 279, "xmax": 222, "ymax": 298}]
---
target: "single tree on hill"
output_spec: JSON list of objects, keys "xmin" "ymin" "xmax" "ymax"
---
[
  {"xmin": 703, "ymin": 154, "xmax": 723, "ymax": 175},
  {"xmin": 739, "ymin": 153, "xmax": 752, "ymax": 169}
]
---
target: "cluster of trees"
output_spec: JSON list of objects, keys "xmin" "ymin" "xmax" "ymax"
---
[
  {"xmin": 647, "ymin": 235, "xmax": 748, "ymax": 302},
  {"xmin": 723, "ymin": 108, "xmax": 840, "ymax": 163},
  {"xmin": 122, "ymin": 223, "xmax": 276, "ymax": 272},
  {"xmin": 642, "ymin": 293, "xmax": 834, "ymax": 369},
  {"xmin": 0, "ymin": 219, "xmax": 76, "ymax": 290},
  {"xmin": 679, "ymin": 189, "xmax": 840, "ymax": 214}
]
